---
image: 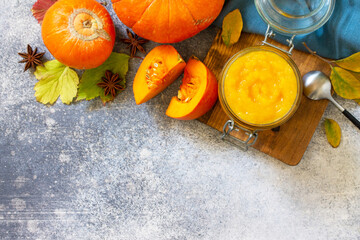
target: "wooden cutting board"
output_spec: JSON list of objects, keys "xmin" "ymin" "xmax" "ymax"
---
[{"xmin": 198, "ymin": 30, "xmax": 331, "ymax": 166}]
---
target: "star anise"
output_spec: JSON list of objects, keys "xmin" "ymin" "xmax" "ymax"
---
[
  {"xmin": 120, "ymin": 29, "xmax": 148, "ymax": 57},
  {"xmin": 97, "ymin": 70, "xmax": 125, "ymax": 98},
  {"xmin": 18, "ymin": 44, "xmax": 45, "ymax": 72}
]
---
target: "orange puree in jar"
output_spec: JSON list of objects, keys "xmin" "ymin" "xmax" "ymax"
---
[{"xmin": 224, "ymin": 50, "xmax": 298, "ymax": 125}]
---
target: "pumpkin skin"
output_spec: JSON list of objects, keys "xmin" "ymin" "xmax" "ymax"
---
[
  {"xmin": 166, "ymin": 57, "xmax": 218, "ymax": 120},
  {"xmin": 42, "ymin": 0, "xmax": 116, "ymax": 69},
  {"xmin": 133, "ymin": 45, "xmax": 186, "ymax": 105},
  {"xmin": 111, "ymin": 0, "xmax": 225, "ymax": 43}
]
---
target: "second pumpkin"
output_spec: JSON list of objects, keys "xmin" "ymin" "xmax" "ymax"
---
[{"xmin": 111, "ymin": 0, "xmax": 225, "ymax": 43}]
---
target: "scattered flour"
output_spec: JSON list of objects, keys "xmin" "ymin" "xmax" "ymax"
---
[
  {"xmin": 45, "ymin": 117, "xmax": 56, "ymax": 127},
  {"xmin": 10, "ymin": 198, "xmax": 26, "ymax": 211},
  {"xmin": 140, "ymin": 148, "xmax": 151, "ymax": 159},
  {"xmin": 13, "ymin": 176, "xmax": 28, "ymax": 189},
  {"xmin": 59, "ymin": 151, "xmax": 71, "ymax": 163},
  {"xmin": 27, "ymin": 220, "xmax": 38, "ymax": 233}
]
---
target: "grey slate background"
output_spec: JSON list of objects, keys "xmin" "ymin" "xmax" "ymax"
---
[{"xmin": 0, "ymin": 0, "xmax": 359, "ymax": 239}]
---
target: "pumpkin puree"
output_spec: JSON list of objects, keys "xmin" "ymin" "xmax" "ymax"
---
[{"xmin": 224, "ymin": 50, "xmax": 298, "ymax": 125}]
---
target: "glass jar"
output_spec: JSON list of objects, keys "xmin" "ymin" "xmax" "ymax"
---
[
  {"xmin": 219, "ymin": 45, "xmax": 302, "ymax": 130},
  {"xmin": 255, "ymin": 0, "xmax": 335, "ymax": 35},
  {"xmin": 219, "ymin": 0, "xmax": 335, "ymax": 150}
]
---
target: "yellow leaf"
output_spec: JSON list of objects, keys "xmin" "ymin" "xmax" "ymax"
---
[
  {"xmin": 330, "ymin": 67, "xmax": 360, "ymax": 99},
  {"xmin": 324, "ymin": 118, "xmax": 341, "ymax": 148},
  {"xmin": 355, "ymin": 99, "xmax": 360, "ymax": 105},
  {"xmin": 335, "ymin": 52, "xmax": 360, "ymax": 72},
  {"xmin": 34, "ymin": 60, "xmax": 79, "ymax": 105},
  {"xmin": 221, "ymin": 9, "xmax": 243, "ymax": 46}
]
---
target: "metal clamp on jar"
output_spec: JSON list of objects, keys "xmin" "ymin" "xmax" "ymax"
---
[{"xmin": 219, "ymin": 0, "xmax": 335, "ymax": 150}]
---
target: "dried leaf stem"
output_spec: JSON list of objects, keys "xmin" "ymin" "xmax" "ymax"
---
[{"xmin": 302, "ymin": 42, "xmax": 333, "ymax": 66}]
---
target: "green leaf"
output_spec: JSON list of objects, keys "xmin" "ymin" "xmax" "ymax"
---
[
  {"xmin": 221, "ymin": 9, "xmax": 243, "ymax": 46},
  {"xmin": 335, "ymin": 52, "xmax": 360, "ymax": 72},
  {"xmin": 77, "ymin": 52, "xmax": 130, "ymax": 103},
  {"xmin": 324, "ymin": 118, "xmax": 341, "ymax": 148},
  {"xmin": 34, "ymin": 60, "xmax": 79, "ymax": 105},
  {"xmin": 330, "ymin": 67, "xmax": 360, "ymax": 99}
]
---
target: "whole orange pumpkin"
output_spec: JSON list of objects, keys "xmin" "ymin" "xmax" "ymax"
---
[
  {"xmin": 42, "ymin": 0, "xmax": 116, "ymax": 69},
  {"xmin": 111, "ymin": 0, "xmax": 225, "ymax": 43}
]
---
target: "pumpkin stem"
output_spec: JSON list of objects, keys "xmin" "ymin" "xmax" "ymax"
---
[
  {"xmin": 69, "ymin": 8, "xmax": 111, "ymax": 42},
  {"xmin": 83, "ymin": 20, "xmax": 92, "ymax": 28}
]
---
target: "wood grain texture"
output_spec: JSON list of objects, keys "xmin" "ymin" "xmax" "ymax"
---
[{"xmin": 198, "ymin": 30, "xmax": 331, "ymax": 166}]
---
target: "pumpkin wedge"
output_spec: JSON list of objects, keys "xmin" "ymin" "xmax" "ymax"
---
[
  {"xmin": 133, "ymin": 45, "xmax": 186, "ymax": 104},
  {"xmin": 166, "ymin": 57, "xmax": 218, "ymax": 120}
]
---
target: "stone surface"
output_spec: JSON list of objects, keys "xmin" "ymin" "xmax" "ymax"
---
[{"xmin": 0, "ymin": 1, "xmax": 359, "ymax": 239}]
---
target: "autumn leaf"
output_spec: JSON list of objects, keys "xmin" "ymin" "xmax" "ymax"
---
[
  {"xmin": 34, "ymin": 60, "xmax": 79, "ymax": 105},
  {"xmin": 77, "ymin": 52, "xmax": 130, "ymax": 104},
  {"xmin": 324, "ymin": 118, "xmax": 341, "ymax": 148},
  {"xmin": 330, "ymin": 67, "xmax": 360, "ymax": 99},
  {"xmin": 355, "ymin": 99, "xmax": 360, "ymax": 105},
  {"xmin": 222, "ymin": 9, "xmax": 243, "ymax": 46},
  {"xmin": 335, "ymin": 52, "xmax": 360, "ymax": 72},
  {"xmin": 31, "ymin": 0, "xmax": 57, "ymax": 24}
]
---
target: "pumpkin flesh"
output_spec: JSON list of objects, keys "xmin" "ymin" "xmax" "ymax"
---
[
  {"xmin": 133, "ymin": 45, "xmax": 186, "ymax": 104},
  {"xmin": 166, "ymin": 57, "xmax": 218, "ymax": 120}
]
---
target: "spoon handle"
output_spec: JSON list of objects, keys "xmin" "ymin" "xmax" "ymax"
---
[{"xmin": 343, "ymin": 110, "xmax": 360, "ymax": 130}]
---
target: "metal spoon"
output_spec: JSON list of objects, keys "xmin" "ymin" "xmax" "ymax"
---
[{"xmin": 302, "ymin": 71, "xmax": 360, "ymax": 130}]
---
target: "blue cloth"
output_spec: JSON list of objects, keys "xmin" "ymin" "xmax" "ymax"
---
[{"xmin": 214, "ymin": 0, "xmax": 360, "ymax": 59}]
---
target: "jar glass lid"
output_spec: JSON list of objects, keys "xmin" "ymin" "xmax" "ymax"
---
[{"xmin": 255, "ymin": 0, "xmax": 335, "ymax": 35}]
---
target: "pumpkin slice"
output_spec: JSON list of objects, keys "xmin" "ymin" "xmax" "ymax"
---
[
  {"xmin": 133, "ymin": 45, "xmax": 186, "ymax": 105},
  {"xmin": 166, "ymin": 57, "xmax": 218, "ymax": 120}
]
